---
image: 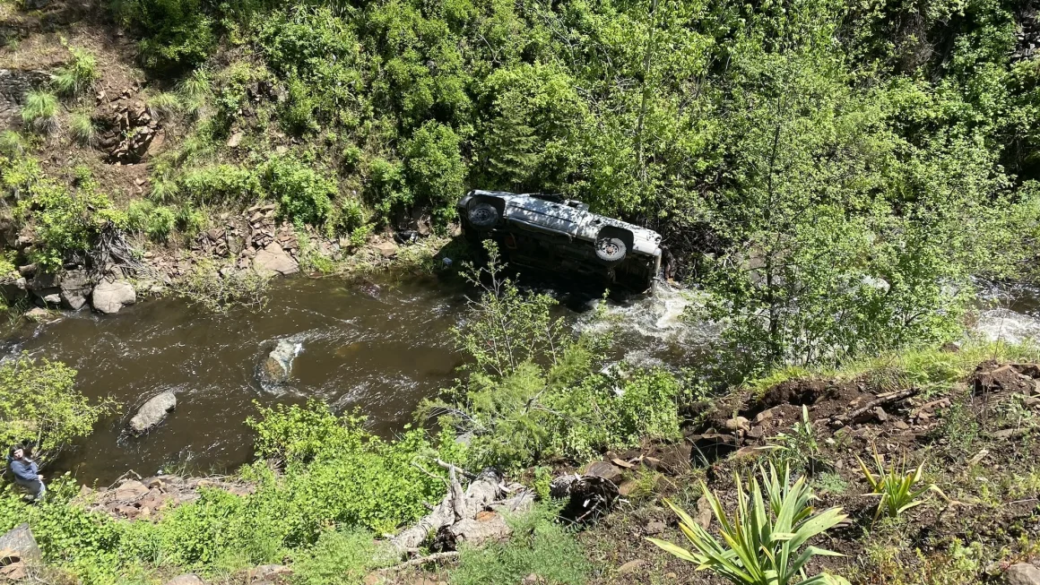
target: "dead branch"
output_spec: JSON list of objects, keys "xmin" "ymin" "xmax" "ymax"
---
[{"xmin": 831, "ymin": 388, "xmax": 919, "ymax": 427}]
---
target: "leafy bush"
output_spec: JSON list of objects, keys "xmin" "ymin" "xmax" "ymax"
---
[
  {"xmin": 365, "ymin": 158, "xmax": 411, "ymax": 220},
  {"xmin": 0, "ymin": 131, "xmax": 24, "ymax": 156},
  {"xmin": 21, "ymin": 91, "xmax": 58, "ymax": 135},
  {"xmin": 650, "ymin": 464, "xmax": 848, "ymax": 585},
  {"xmin": 0, "ymin": 355, "xmax": 114, "ymax": 463},
  {"xmin": 145, "ymin": 205, "xmax": 176, "ymax": 242},
  {"xmin": 12, "ymin": 162, "xmax": 119, "ymax": 270},
  {"xmin": 449, "ymin": 505, "xmax": 590, "ymax": 585},
  {"xmin": 290, "ymin": 527, "xmax": 377, "ymax": 585},
  {"xmin": 244, "ymin": 402, "xmax": 463, "ymax": 538},
  {"xmin": 427, "ymin": 243, "xmax": 683, "ymax": 469},
  {"xmin": 112, "ymin": 0, "xmax": 216, "ymax": 72},
  {"xmin": 179, "ymin": 259, "xmax": 269, "ymax": 314},
  {"xmin": 404, "ymin": 120, "xmax": 465, "ymax": 223},
  {"xmin": 53, "ymin": 46, "xmax": 100, "ymax": 97},
  {"xmin": 178, "ymin": 165, "xmax": 261, "ymax": 205},
  {"xmin": 176, "ymin": 205, "xmax": 206, "ymax": 238},
  {"xmin": 69, "ymin": 112, "xmax": 96, "ymax": 146},
  {"xmin": 258, "ymin": 157, "xmax": 335, "ymax": 226}
]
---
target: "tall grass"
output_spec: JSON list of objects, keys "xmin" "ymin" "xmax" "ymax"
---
[
  {"xmin": 746, "ymin": 340, "xmax": 1040, "ymax": 395},
  {"xmin": 53, "ymin": 47, "xmax": 100, "ymax": 97},
  {"xmin": 21, "ymin": 91, "xmax": 59, "ymax": 135},
  {"xmin": 69, "ymin": 112, "xmax": 96, "ymax": 146}
]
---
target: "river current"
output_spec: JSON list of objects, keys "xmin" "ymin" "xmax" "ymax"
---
[{"xmin": 5, "ymin": 273, "xmax": 703, "ymax": 483}]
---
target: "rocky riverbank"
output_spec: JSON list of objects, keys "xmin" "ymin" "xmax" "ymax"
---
[{"xmin": 0, "ymin": 207, "xmax": 454, "ymax": 319}]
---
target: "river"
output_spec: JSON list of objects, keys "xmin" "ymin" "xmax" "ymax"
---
[{"xmin": 6, "ymin": 273, "xmax": 703, "ymax": 484}]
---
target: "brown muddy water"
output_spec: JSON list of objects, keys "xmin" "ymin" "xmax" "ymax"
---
[{"xmin": 5, "ymin": 274, "xmax": 703, "ymax": 484}]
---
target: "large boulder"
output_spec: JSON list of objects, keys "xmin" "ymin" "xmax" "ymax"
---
[
  {"xmin": 262, "ymin": 339, "xmax": 301, "ymax": 385},
  {"xmin": 1007, "ymin": 563, "xmax": 1040, "ymax": 585},
  {"xmin": 59, "ymin": 270, "xmax": 93, "ymax": 310},
  {"xmin": 130, "ymin": 392, "xmax": 177, "ymax": 434},
  {"xmin": 92, "ymin": 280, "xmax": 136, "ymax": 314},
  {"xmin": 253, "ymin": 242, "xmax": 299, "ymax": 276},
  {"xmin": 0, "ymin": 523, "xmax": 41, "ymax": 563}
]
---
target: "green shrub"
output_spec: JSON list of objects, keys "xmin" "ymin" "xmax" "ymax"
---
[
  {"xmin": 13, "ymin": 165, "xmax": 119, "ymax": 270},
  {"xmin": 259, "ymin": 157, "xmax": 335, "ymax": 226},
  {"xmin": 145, "ymin": 206, "xmax": 176, "ymax": 242},
  {"xmin": 0, "ymin": 355, "xmax": 115, "ymax": 463},
  {"xmin": 179, "ymin": 259, "xmax": 269, "ymax": 314},
  {"xmin": 404, "ymin": 120, "xmax": 465, "ymax": 223},
  {"xmin": 179, "ymin": 165, "xmax": 261, "ymax": 205},
  {"xmin": 327, "ymin": 195, "xmax": 368, "ymax": 238},
  {"xmin": 125, "ymin": 199, "xmax": 154, "ymax": 233},
  {"xmin": 0, "ymin": 131, "xmax": 24, "ymax": 156},
  {"xmin": 69, "ymin": 112, "xmax": 96, "ymax": 146},
  {"xmin": 112, "ymin": 0, "xmax": 216, "ymax": 72},
  {"xmin": 426, "ymin": 244, "xmax": 683, "ymax": 469},
  {"xmin": 290, "ymin": 527, "xmax": 377, "ymax": 585},
  {"xmin": 53, "ymin": 46, "xmax": 100, "ymax": 97},
  {"xmin": 176, "ymin": 205, "xmax": 206, "ymax": 238},
  {"xmin": 365, "ymin": 158, "xmax": 411, "ymax": 220},
  {"xmin": 21, "ymin": 91, "xmax": 58, "ymax": 135},
  {"xmin": 650, "ymin": 464, "xmax": 849, "ymax": 585},
  {"xmin": 450, "ymin": 505, "xmax": 589, "ymax": 585}
]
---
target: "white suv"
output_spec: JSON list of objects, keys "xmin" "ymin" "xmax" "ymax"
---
[{"xmin": 457, "ymin": 190, "xmax": 662, "ymax": 292}]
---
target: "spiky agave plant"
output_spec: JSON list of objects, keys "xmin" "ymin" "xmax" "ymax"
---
[
  {"xmin": 648, "ymin": 464, "xmax": 849, "ymax": 585},
  {"xmin": 856, "ymin": 447, "xmax": 943, "ymax": 520}
]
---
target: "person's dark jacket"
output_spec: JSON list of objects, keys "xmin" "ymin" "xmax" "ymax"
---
[{"xmin": 6, "ymin": 457, "xmax": 38, "ymax": 483}]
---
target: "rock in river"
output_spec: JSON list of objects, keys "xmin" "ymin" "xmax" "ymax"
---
[
  {"xmin": 130, "ymin": 392, "xmax": 177, "ymax": 434},
  {"xmin": 263, "ymin": 339, "xmax": 301, "ymax": 384},
  {"xmin": 92, "ymin": 279, "xmax": 136, "ymax": 314}
]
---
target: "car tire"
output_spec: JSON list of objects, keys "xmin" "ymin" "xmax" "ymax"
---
[
  {"xmin": 468, "ymin": 202, "xmax": 499, "ymax": 229},
  {"xmin": 595, "ymin": 236, "xmax": 627, "ymax": 264}
]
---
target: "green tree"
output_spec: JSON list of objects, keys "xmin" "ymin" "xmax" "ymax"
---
[{"xmin": 0, "ymin": 356, "xmax": 114, "ymax": 463}]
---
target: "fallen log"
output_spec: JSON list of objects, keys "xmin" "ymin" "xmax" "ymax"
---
[{"xmin": 389, "ymin": 468, "xmax": 505, "ymax": 553}]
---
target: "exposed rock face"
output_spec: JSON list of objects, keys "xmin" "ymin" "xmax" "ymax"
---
[
  {"xmin": 59, "ymin": 269, "xmax": 93, "ymax": 310},
  {"xmin": 0, "ymin": 524, "xmax": 41, "ymax": 562},
  {"xmin": 130, "ymin": 392, "xmax": 176, "ymax": 434},
  {"xmin": 262, "ymin": 339, "xmax": 301, "ymax": 384},
  {"xmin": 92, "ymin": 279, "xmax": 136, "ymax": 314},
  {"xmin": 0, "ymin": 69, "xmax": 52, "ymax": 123},
  {"xmin": 253, "ymin": 242, "xmax": 299, "ymax": 276}
]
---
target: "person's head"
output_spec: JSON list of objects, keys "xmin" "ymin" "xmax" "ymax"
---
[{"xmin": 11, "ymin": 449, "xmax": 23, "ymax": 460}]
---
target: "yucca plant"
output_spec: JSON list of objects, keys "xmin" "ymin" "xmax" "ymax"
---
[
  {"xmin": 856, "ymin": 447, "xmax": 943, "ymax": 520},
  {"xmin": 649, "ymin": 464, "xmax": 849, "ymax": 585}
]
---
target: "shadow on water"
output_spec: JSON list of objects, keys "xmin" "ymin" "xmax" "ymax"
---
[{"xmin": 3, "ymin": 241, "xmax": 712, "ymax": 484}]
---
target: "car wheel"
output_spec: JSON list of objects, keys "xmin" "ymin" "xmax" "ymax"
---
[
  {"xmin": 595, "ymin": 236, "xmax": 627, "ymax": 263},
  {"xmin": 468, "ymin": 202, "xmax": 499, "ymax": 229}
]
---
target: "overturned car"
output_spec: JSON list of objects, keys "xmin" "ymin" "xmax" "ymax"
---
[{"xmin": 457, "ymin": 190, "xmax": 663, "ymax": 292}]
